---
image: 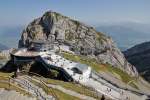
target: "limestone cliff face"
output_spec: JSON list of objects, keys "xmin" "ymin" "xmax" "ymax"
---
[{"xmin": 18, "ymin": 11, "xmax": 138, "ymax": 76}]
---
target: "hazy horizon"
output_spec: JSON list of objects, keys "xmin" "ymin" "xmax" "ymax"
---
[
  {"xmin": 0, "ymin": 0, "xmax": 150, "ymax": 26},
  {"xmin": 0, "ymin": 0, "xmax": 150, "ymax": 50}
]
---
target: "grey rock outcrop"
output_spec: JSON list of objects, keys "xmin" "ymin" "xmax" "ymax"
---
[{"xmin": 18, "ymin": 11, "xmax": 138, "ymax": 77}]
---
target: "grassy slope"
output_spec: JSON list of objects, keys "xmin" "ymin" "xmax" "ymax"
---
[
  {"xmin": 31, "ymin": 75, "xmax": 100, "ymax": 99},
  {"xmin": 61, "ymin": 51, "xmax": 139, "ymax": 89},
  {"xmin": 0, "ymin": 72, "xmax": 99, "ymax": 100},
  {"xmin": 43, "ymin": 77, "xmax": 99, "ymax": 99},
  {"xmin": 30, "ymin": 77, "xmax": 81, "ymax": 100},
  {"xmin": 0, "ymin": 72, "xmax": 81, "ymax": 100}
]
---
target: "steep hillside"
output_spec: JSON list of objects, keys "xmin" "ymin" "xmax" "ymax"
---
[
  {"xmin": 124, "ymin": 41, "xmax": 150, "ymax": 82},
  {"xmin": 18, "ymin": 11, "xmax": 138, "ymax": 77}
]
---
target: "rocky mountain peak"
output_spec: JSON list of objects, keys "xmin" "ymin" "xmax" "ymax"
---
[{"xmin": 18, "ymin": 11, "xmax": 138, "ymax": 77}]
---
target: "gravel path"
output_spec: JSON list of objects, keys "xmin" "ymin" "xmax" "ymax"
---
[{"xmin": 0, "ymin": 88, "xmax": 35, "ymax": 100}]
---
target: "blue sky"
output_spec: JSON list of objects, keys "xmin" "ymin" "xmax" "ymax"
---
[{"xmin": 0, "ymin": 0, "xmax": 150, "ymax": 26}]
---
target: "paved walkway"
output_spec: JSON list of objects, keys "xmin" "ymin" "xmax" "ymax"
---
[
  {"xmin": 83, "ymin": 78, "xmax": 120, "ymax": 100},
  {"xmin": 0, "ymin": 88, "xmax": 35, "ymax": 100},
  {"xmin": 81, "ymin": 72, "xmax": 148, "ymax": 100}
]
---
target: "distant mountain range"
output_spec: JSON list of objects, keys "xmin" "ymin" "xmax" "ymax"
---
[
  {"xmin": 0, "ymin": 43, "xmax": 8, "ymax": 51},
  {"xmin": 96, "ymin": 22, "xmax": 150, "ymax": 50},
  {"xmin": 124, "ymin": 41, "xmax": 150, "ymax": 82},
  {"xmin": 0, "ymin": 22, "xmax": 150, "ymax": 51},
  {"xmin": 0, "ymin": 25, "xmax": 23, "ymax": 48}
]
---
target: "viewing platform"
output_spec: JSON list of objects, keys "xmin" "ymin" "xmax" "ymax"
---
[
  {"xmin": 11, "ymin": 48, "xmax": 39, "ymax": 57},
  {"xmin": 10, "ymin": 48, "xmax": 40, "ymax": 64}
]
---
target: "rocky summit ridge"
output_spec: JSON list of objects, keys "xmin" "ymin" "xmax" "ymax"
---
[{"xmin": 18, "ymin": 11, "xmax": 138, "ymax": 77}]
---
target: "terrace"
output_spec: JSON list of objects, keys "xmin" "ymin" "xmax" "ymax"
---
[{"xmin": 11, "ymin": 48, "xmax": 39, "ymax": 57}]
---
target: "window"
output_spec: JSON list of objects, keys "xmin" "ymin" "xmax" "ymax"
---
[{"xmin": 71, "ymin": 67, "xmax": 82, "ymax": 74}]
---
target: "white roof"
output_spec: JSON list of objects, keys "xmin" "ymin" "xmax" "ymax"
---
[
  {"xmin": 40, "ymin": 52, "xmax": 89, "ymax": 72},
  {"xmin": 12, "ymin": 49, "xmax": 39, "ymax": 57},
  {"xmin": 75, "ymin": 63, "xmax": 88, "ymax": 73}
]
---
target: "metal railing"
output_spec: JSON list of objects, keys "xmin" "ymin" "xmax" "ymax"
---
[
  {"xmin": 0, "ymin": 74, "xmax": 33, "ymax": 96},
  {"xmin": 0, "ymin": 71, "xmax": 59, "ymax": 100},
  {"xmin": 20, "ymin": 71, "xmax": 104, "ymax": 100},
  {"xmin": 19, "ymin": 71, "xmax": 59, "ymax": 100}
]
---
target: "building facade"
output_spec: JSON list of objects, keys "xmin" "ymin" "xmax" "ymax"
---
[{"xmin": 30, "ymin": 40, "xmax": 54, "ymax": 52}]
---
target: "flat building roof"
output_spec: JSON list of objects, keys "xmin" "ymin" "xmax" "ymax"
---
[{"xmin": 11, "ymin": 49, "xmax": 39, "ymax": 57}]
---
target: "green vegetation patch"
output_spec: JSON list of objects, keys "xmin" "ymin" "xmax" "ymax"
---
[
  {"xmin": 45, "ymin": 78, "xmax": 99, "ymax": 99},
  {"xmin": 96, "ymin": 32, "xmax": 107, "ymax": 42},
  {"xmin": 101, "ymin": 64, "xmax": 139, "ymax": 89},
  {"xmin": 31, "ymin": 78, "xmax": 81, "ymax": 100},
  {"xmin": 106, "ymin": 65, "xmax": 136, "ymax": 83},
  {"xmin": 129, "ymin": 82, "xmax": 139, "ymax": 90},
  {"xmin": 32, "ymin": 75, "xmax": 100, "ymax": 99},
  {"xmin": 61, "ymin": 52, "xmax": 105, "ymax": 72},
  {"xmin": 53, "ymin": 89, "xmax": 81, "ymax": 100},
  {"xmin": 49, "ymin": 69, "xmax": 59, "ymax": 78},
  {"xmin": 0, "ymin": 72, "xmax": 14, "ymax": 78}
]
